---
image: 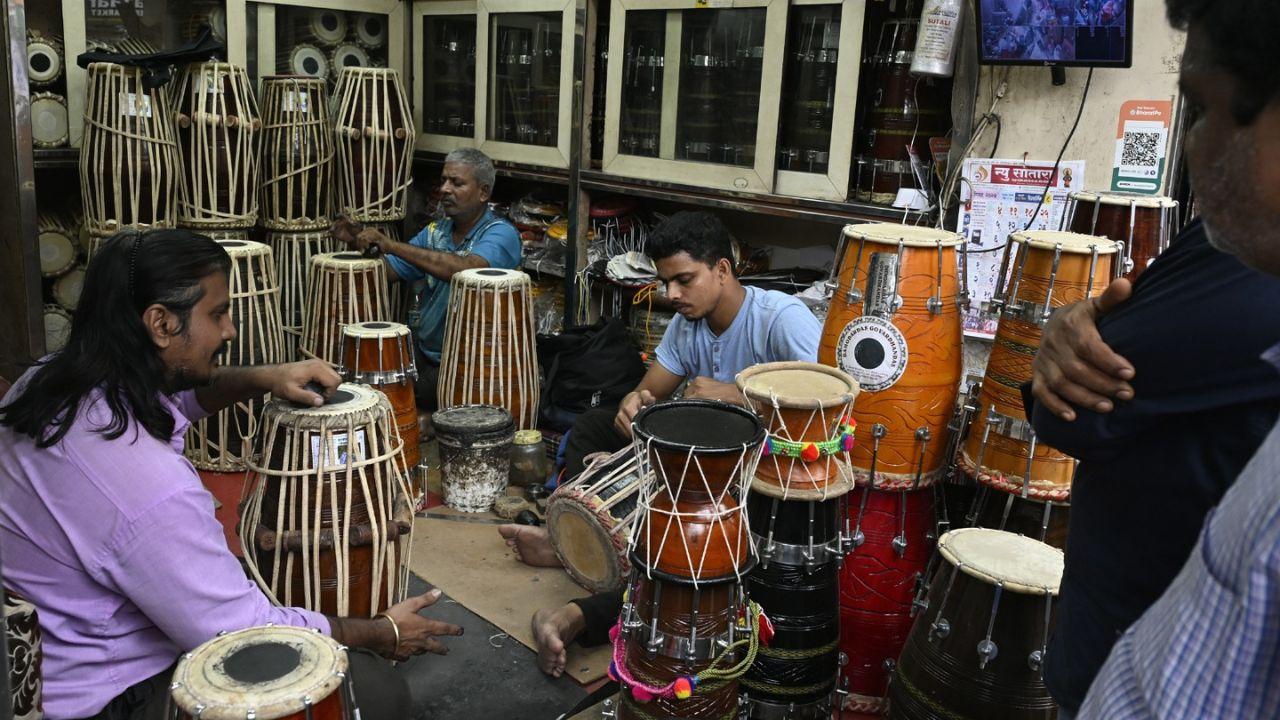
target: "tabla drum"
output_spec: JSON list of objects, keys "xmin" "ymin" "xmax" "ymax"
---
[
  {"xmin": 737, "ymin": 362, "xmax": 860, "ymax": 498},
  {"xmin": 260, "ymin": 76, "xmax": 334, "ymax": 231},
  {"xmin": 630, "ymin": 303, "xmax": 673, "ymax": 367},
  {"xmin": 371, "ymin": 223, "xmax": 414, "ymax": 324},
  {"xmin": 1065, "ymin": 190, "xmax": 1178, "ymax": 283},
  {"xmin": 301, "ymin": 252, "xmax": 392, "ymax": 366},
  {"xmin": 180, "ymin": 5, "xmax": 228, "ymax": 43},
  {"xmin": 270, "ymin": 230, "xmax": 338, "ymax": 360},
  {"xmin": 241, "ymin": 384, "xmax": 413, "ymax": 617},
  {"xmin": 630, "ymin": 401, "xmax": 765, "ymax": 581},
  {"xmin": 80, "ymin": 62, "xmax": 179, "ymax": 236},
  {"xmin": 433, "ymin": 405, "xmax": 516, "ymax": 513},
  {"xmin": 330, "ymin": 44, "xmax": 371, "ymax": 81},
  {"xmin": 960, "ymin": 231, "xmax": 1120, "ymax": 501},
  {"xmin": 173, "ymin": 62, "xmax": 261, "ymax": 230},
  {"xmin": 30, "ymin": 92, "xmax": 68, "ymax": 149},
  {"xmin": 284, "ymin": 44, "xmax": 331, "ymax": 78},
  {"xmin": 332, "ymin": 68, "xmax": 414, "ymax": 224},
  {"xmin": 297, "ymin": 8, "xmax": 348, "ymax": 46},
  {"xmin": 354, "ymin": 13, "xmax": 388, "ymax": 49},
  {"xmin": 839, "ymin": 485, "xmax": 935, "ymax": 713},
  {"xmin": 38, "ymin": 216, "xmax": 76, "ymax": 278},
  {"xmin": 53, "ymin": 266, "xmax": 85, "ymax": 311},
  {"xmin": 168, "ymin": 626, "xmax": 353, "ymax": 720},
  {"xmin": 547, "ymin": 447, "xmax": 643, "ymax": 593},
  {"xmin": 890, "ymin": 528, "xmax": 1062, "ymax": 720},
  {"xmin": 340, "ymin": 321, "xmax": 422, "ymax": 504},
  {"xmin": 821, "ymin": 223, "xmax": 964, "ymax": 490},
  {"xmin": 26, "ymin": 31, "xmax": 62, "ymax": 88},
  {"xmin": 186, "ymin": 239, "xmax": 286, "ymax": 472},
  {"xmin": 43, "ymin": 305, "xmax": 71, "ymax": 353},
  {"xmin": 4, "ymin": 592, "xmax": 43, "ymax": 720},
  {"xmin": 743, "ymin": 492, "xmax": 843, "ymax": 718},
  {"xmin": 437, "ymin": 268, "xmax": 540, "ymax": 430}
]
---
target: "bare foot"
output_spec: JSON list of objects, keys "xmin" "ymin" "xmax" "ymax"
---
[
  {"xmin": 497, "ymin": 525, "xmax": 563, "ymax": 568},
  {"xmin": 531, "ymin": 603, "xmax": 585, "ymax": 677}
]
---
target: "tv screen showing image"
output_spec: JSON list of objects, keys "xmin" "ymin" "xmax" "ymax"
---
[{"xmin": 977, "ymin": 0, "xmax": 1133, "ymax": 67}]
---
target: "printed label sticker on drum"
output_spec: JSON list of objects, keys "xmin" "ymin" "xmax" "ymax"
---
[
  {"xmin": 283, "ymin": 91, "xmax": 310, "ymax": 113},
  {"xmin": 836, "ymin": 316, "xmax": 909, "ymax": 392},
  {"xmin": 310, "ymin": 430, "xmax": 367, "ymax": 468},
  {"xmin": 865, "ymin": 253, "xmax": 903, "ymax": 317},
  {"xmin": 118, "ymin": 92, "xmax": 153, "ymax": 118}
]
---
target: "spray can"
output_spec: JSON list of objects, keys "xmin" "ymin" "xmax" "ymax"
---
[{"xmin": 911, "ymin": 0, "xmax": 963, "ymax": 77}]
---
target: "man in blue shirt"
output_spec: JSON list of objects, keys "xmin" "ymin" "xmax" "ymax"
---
[{"xmin": 334, "ymin": 148, "xmax": 521, "ymax": 411}]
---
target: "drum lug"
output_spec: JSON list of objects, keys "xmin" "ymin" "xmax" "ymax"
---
[
  {"xmin": 929, "ymin": 618, "xmax": 950, "ymax": 640},
  {"xmin": 600, "ymin": 697, "xmax": 617, "ymax": 719},
  {"xmin": 911, "ymin": 595, "xmax": 929, "ymax": 617},
  {"xmin": 977, "ymin": 638, "xmax": 999, "ymax": 669},
  {"xmin": 1028, "ymin": 649, "xmax": 1044, "ymax": 672}
]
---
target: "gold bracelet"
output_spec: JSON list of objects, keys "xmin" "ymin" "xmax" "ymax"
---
[{"xmin": 376, "ymin": 612, "xmax": 401, "ymax": 656}]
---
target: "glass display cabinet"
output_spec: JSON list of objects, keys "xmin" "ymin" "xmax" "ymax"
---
[{"xmin": 413, "ymin": 1, "xmax": 480, "ymax": 155}]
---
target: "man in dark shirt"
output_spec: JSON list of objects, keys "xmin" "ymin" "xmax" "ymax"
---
[{"xmin": 1026, "ymin": 218, "xmax": 1280, "ymax": 714}]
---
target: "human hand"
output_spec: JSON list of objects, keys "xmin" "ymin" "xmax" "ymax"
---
[
  {"xmin": 331, "ymin": 215, "xmax": 390, "ymax": 256},
  {"xmin": 683, "ymin": 377, "xmax": 742, "ymax": 405},
  {"xmin": 614, "ymin": 389, "xmax": 656, "ymax": 437},
  {"xmin": 1030, "ymin": 278, "xmax": 1135, "ymax": 421},
  {"xmin": 382, "ymin": 589, "xmax": 464, "ymax": 661},
  {"xmin": 271, "ymin": 360, "xmax": 342, "ymax": 406}
]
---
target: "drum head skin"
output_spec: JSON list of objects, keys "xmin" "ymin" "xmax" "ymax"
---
[
  {"xmin": 632, "ymin": 400, "xmax": 765, "ymax": 453},
  {"xmin": 1070, "ymin": 190, "xmax": 1178, "ymax": 208},
  {"xmin": 937, "ymin": 527, "xmax": 1063, "ymax": 595},
  {"xmin": 843, "ymin": 222, "xmax": 964, "ymax": 248},
  {"xmin": 737, "ymin": 361, "xmax": 859, "ymax": 409},
  {"xmin": 1011, "ymin": 230, "xmax": 1120, "ymax": 256}
]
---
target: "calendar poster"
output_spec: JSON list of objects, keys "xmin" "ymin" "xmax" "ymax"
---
[{"xmin": 958, "ymin": 158, "xmax": 1087, "ymax": 338}]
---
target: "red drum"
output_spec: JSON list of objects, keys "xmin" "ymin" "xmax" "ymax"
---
[
  {"xmin": 1065, "ymin": 190, "xmax": 1178, "ymax": 283},
  {"xmin": 840, "ymin": 485, "xmax": 935, "ymax": 714}
]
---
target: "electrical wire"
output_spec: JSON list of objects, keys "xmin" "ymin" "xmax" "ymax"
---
[{"xmin": 1021, "ymin": 67, "xmax": 1094, "ymax": 231}]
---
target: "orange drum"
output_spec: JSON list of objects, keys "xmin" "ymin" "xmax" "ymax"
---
[
  {"xmin": 960, "ymin": 231, "xmax": 1120, "ymax": 501},
  {"xmin": 301, "ymin": 252, "xmax": 392, "ymax": 365},
  {"xmin": 1065, "ymin": 190, "xmax": 1178, "ymax": 283},
  {"xmin": 736, "ymin": 361, "xmax": 860, "ymax": 497},
  {"xmin": 820, "ymin": 223, "xmax": 964, "ymax": 490},
  {"xmin": 340, "ymin": 321, "xmax": 423, "ymax": 507}
]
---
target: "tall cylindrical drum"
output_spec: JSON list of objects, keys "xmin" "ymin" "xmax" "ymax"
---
[{"xmin": 332, "ymin": 68, "xmax": 414, "ymax": 224}]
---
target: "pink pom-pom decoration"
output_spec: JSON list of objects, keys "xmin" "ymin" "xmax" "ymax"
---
[
  {"xmin": 609, "ymin": 623, "xmax": 621, "ymax": 644},
  {"xmin": 632, "ymin": 686, "xmax": 655, "ymax": 703}
]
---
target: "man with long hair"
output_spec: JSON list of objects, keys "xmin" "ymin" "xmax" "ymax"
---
[{"xmin": 0, "ymin": 230, "xmax": 462, "ymax": 720}]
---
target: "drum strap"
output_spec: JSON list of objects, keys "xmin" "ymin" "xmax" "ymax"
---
[{"xmin": 556, "ymin": 681, "xmax": 619, "ymax": 720}]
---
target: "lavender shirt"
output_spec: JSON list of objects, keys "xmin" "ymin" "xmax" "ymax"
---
[{"xmin": 0, "ymin": 369, "xmax": 328, "ymax": 719}]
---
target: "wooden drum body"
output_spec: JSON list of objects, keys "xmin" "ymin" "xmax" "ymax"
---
[
  {"xmin": 438, "ymin": 268, "xmax": 540, "ymax": 430},
  {"xmin": 173, "ymin": 62, "xmax": 261, "ymax": 230},
  {"xmin": 169, "ymin": 626, "xmax": 352, "ymax": 720},
  {"xmin": 960, "ymin": 231, "xmax": 1119, "ymax": 502},
  {"xmin": 80, "ymin": 62, "xmax": 178, "ymax": 236},
  {"xmin": 271, "ymin": 230, "xmax": 339, "ymax": 360},
  {"xmin": 890, "ymin": 529, "xmax": 1062, "ymax": 720},
  {"xmin": 186, "ymin": 239, "xmax": 285, "ymax": 471},
  {"xmin": 301, "ymin": 252, "xmax": 392, "ymax": 366},
  {"xmin": 821, "ymin": 223, "xmax": 964, "ymax": 489},
  {"xmin": 260, "ymin": 76, "xmax": 333, "ymax": 231},
  {"xmin": 1066, "ymin": 190, "xmax": 1177, "ymax": 283},
  {"xmin": 339, "ymin": 322, "xmax": 421, "ymax": 498},
  {"xmin": 332, "ymin": 68, "xmax": 414, "ymax": 224},
  {"xmin": 241, "ymin": 384, "xmax": 412, "ymax": 617},
  {"xmin": 737, "ymin": 362, "xmax": 860, "ymax": 498},
  {"xmin": 547, "ymin": 447, "xmax": 642, "ymax": 593}
]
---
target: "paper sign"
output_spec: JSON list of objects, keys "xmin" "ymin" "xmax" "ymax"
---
[{"xmin": 1111, "ymin": 100, "xmax": 1172, "ymax": 194}]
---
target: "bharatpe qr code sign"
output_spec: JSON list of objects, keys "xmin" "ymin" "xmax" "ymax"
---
[{"xmin": 1111, "ymin": 100, "xmax": 1172, "ymax": 194}]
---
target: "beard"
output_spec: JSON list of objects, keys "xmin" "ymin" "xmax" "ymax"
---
[{"xmin": 1199, "ymin": 129, "xmax": 1280, "ymax": 275}]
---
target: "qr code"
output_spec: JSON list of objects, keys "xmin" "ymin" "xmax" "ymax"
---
[{"xmin": 1121, "ymin": 131, "xmax": 1161, "ymax": 166}]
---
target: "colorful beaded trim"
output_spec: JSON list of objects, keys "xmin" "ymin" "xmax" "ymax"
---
[{"xmin": 761, "ymin": 418, "xmax": 857, "ymax": 461}]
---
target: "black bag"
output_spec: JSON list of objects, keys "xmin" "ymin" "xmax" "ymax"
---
[{"xmin": 537, "ymin": 317, "xmax": 647, "ymax": 431}]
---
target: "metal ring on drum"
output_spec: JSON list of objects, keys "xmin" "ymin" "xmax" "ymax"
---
[{"xmin": 546, "ymin": 446, "xmax": 643, "ymax": 593}]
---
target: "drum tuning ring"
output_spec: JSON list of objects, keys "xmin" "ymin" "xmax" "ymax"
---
[
  {"xmin": 977, "ymin": 639, "xmax": 999, "ymax": 669},
  {"xmin": 1028, "ymin": 649, "xmax": 1044, "ymax": 672},
  {"xmin": 929, "ymin": 618, "xmax": 950, "ymax": 640},
  {"xmin": 838, "ymin": 651, "xmax": 849, "ymax": 668}
]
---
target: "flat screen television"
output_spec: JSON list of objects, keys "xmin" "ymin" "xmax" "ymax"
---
[{"xmin": 976, "ymin": 0, "xmax": 1133, "ymax": 67}]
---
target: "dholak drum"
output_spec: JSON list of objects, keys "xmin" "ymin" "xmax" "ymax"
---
[
  {"xmin": 340, "ymin": 321, "xmax": 422, "ymax": 505},
  {"xmin": 168, "ymin": 626, "xmax": 353, "ymax": 720},
  {"xmin": 821, "ymin": 223, "xmax": 964, "ymax": 489},
  {"xmin": 301, "ymin": 252, "xmax": 392, "ymax": 366},
  {"xmin": 547, "ymin": 447, "xmax": 643, "ymax": 593},
  {"xmin": 26, "ymin": 31, "xmax": 63, "ymax": 88},
  {"xmin": 839, "ymin": 485, "xmax": 935, "ymax": 713},
  {"xmin": 80, "ymin": 62, "xmax": 179, "ymax": 236},
  {"xmin": 31, "ymin": 92, "xmax": 69, "ymax": 149},
  {"xmin": 437, "ymin": 268, "xmax": 540, "ymax": 430},
  {"xmin": 433, "ymin": 405, "xmax": 516, "ymax": 513},
  {"xmin": 743, "ymin": 491, "xmax": 843, "ymax": 718},
  {"xmin": 960, "ymin": 231, "xmax": 1120, "ymax": 502},
  {"xmin": 332, "ymin": 67, "xmax": 414, "ymax": 224},
  {"xmin": 1065, "ymin": 190, "xmax": 1177, "ymax": 283},
  {"xmin": 259, "ymin": 76, "xmax": 334, "ymax": 231},
  {"xmin": 890, "ymin": 528, "xmax": 1063, "ymax": 720},
  {"xmin": 186, "ymin": 239, "xmax": 286, "ymax": 472},
  {"xmin": 966, "ymin": 482, "xmax": 1070, "ymax": 551},
  {"xmin": 5, "ymin": 591, "xmax": 43, "ymax": 720},
  {"xmin": 241, "ymin": 384, "xmax": 413, "ymax": 617},
  {"xmin": 172, "ymin": 62, "xmax": 261, "ymax": 230},
  {"xmin": 737, "ymin": 361, "xmax": 860, "ymax": 498},
  {"xmin": 43, "ymin": 305, "xmax": 71, "ymax": 353},
  {"xmin": 271, "ymin": 230, "xmax": 338, "ymax": 360}
]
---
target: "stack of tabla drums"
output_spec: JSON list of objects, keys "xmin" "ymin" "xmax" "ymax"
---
[
  {"xmin": 819, "ymin": 222, "xmax": 964, "ymax": 713},
  {"xmin": 611, "ymin": 400, "xmax": 768, "ymax": 720},
  {"xmin": 258, "ymin": 75, "xmax": 338, "ymax": 360},
  {"xmin": 1062, "ymin": 190, "xmax": 1178, "ymax": 283},
  {"xmin": 737, "ymin": 362, "xmax": 861, "ymax": 719},
  {"xmin": 437, "ymin": 267, "xmax": 541, "ymax": 430},
  {"xmin": 80, "ymin": 62, "xmax": 179, "ymax": 256},
  {"xmin": 240, "ymin": 383, "xmax": 413, "ymax": 617},
  {"xmin": 955, "ymin": 231, "xmax": 1120, "ymax": 550}
]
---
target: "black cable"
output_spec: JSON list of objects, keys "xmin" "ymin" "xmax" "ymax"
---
[
  {"xmin": 1022, "ymin": 68, "xmax": 1094, "ymax": 232},
  {"xmin": 988, "ymin": 113, "xmax": 1003, "ymax": 158}
]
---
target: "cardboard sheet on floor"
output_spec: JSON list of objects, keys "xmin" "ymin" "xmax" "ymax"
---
[{"xmin": 409, "ymin": 516, "xmax": 612, "ymax": 684}]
